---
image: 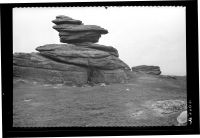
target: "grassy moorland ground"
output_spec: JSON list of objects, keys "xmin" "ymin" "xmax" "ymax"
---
[{"xmin": 13, "ymin": 73, "xmax": 186, "ymax": 127}]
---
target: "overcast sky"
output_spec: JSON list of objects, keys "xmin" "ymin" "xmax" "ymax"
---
[{"xmin": 13, "ymin": 7, "xmax": 186, "ymax": 76}]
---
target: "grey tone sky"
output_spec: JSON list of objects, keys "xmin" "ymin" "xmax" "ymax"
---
[{"xmin": 13, "ymin": 7, "xmax": 186, "ymax": 76}]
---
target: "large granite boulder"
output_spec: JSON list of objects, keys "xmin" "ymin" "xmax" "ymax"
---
[
  {"xmin": 132, "ymin": 65, "xmax": 161, "ymax": 75},
  {"xmin": 52, "ymin": 16, "xmax": 108, "ymax": 43},
  {"xmin": 13, "ymin": 52, "xmax": 88, "ymax": 84},
  {"xmin": 36, "ymin": 44, "xmax": 130, "ymax": 70}
]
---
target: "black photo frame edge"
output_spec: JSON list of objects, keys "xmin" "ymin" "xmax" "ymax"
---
[{"xmin": 1, "ymin": 0, "xmax": 199, "ymax": 137}]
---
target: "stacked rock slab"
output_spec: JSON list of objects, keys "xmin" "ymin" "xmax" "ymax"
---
[{"xmin": 13, "ymin": 15, "xmax": 130, "ymax": 85}]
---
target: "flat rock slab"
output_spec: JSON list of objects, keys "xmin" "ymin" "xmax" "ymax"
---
[
  {"xmin": 37, "ymin": 44, "xmax": 110, "ymax": 58},
  {"xmin": 52, "ymin": 15, "xmax": 83, "ymax": 25},
  {"xmin": 37, "ymin": 43, "xmax": 119, "ymax": 57},
  {"xmin": 53, "ymin": 24, "xmax": 108, "ymax": 34},
  {"xmin": 36, "ymin": 44, "xmax": 130, "ymax": 70}
]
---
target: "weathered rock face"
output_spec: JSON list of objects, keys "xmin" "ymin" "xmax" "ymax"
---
[
  {"xmin": 36, "ymin": 44, "xmax": 129, "ymax": 70},
  {"xmin": 13, "ymin": 53, "xmax": 88, "ymax": 84},
  {"xmin": 91, "ymin": 69, "xmax": 128, "ymax": 83},
  {"xmin": 13, "ymin": 15, "xmax": 130, "ymax": 85},
  {"xmin": 132, "ymin": 65, "xmax": 161, "ymax": 75},
  {"xmin": 52, "ymin": 16, "xmax": 108, "ymax": 43}
]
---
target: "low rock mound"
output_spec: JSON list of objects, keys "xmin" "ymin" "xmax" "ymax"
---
[{"xmin": 132, "ymin": 65, "xmax": 161, "ymax": 75}]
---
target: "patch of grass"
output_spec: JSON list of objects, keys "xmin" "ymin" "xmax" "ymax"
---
[{"xmin": 13, "ymin": 75, "xmax": 186, "ymax": 127}]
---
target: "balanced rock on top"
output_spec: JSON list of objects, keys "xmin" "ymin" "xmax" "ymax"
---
[{"xmin": 52, "ymin": 15, "xmax": 108, "ymax": 43}]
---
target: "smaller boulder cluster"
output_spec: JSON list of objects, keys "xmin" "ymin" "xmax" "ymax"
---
[{"xmin": 132, "ymin": 65, "xmax": 161, "ymax": 75}]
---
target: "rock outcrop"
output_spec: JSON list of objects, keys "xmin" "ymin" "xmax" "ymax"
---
[
  {"xmin": 52, "ymin": 15, "xmax": 108, "ymax": 43},
  {"xmin": 132, "ymin": 65, "xmax": 161, "ymax": 75},
  {"xmin": 13, "ymin": 15, "xmax": 130, "ymax": 85}
]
